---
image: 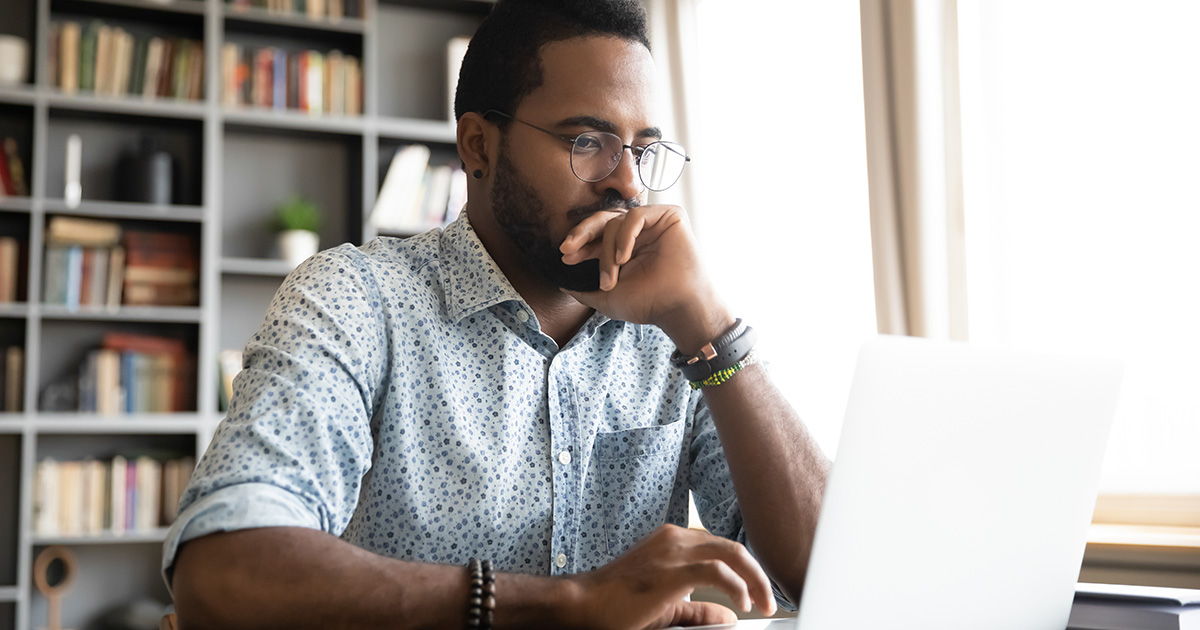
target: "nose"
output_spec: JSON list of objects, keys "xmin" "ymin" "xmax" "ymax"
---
[{"xmin": 594, "ymin": 145, "xmax": 643, "ymax": 201}]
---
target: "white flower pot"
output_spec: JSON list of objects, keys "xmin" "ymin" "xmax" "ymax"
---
[{"xmin": 278, "ymin": 230, "xmax": 319, "ymax": 267}]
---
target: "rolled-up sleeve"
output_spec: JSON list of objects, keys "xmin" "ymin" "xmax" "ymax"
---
[{"xmin": 162, "ymin": 245, "xmax": 388, "ymax": 587}]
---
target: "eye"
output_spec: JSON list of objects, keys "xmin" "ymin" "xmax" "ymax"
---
[
  {"xmin": 635, "ymin": 144, "xmax": 657, "ymax": 163},
  {"xmin": 574, "ymin": 134, "xmax": 605, "ymax": 153}
]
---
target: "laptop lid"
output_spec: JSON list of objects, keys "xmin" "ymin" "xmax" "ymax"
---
[{"xmin": 792, "ymin": 335, "xmax": 1123, "ymax": 630}]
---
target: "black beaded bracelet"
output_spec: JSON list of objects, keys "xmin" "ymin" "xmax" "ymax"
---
[{"xmin": 466, "ymin": 557, "xmax": 495, "ymax": 630}]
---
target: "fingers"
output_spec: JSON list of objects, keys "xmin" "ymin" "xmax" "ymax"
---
[
  {"xmin": 688, "ymin": 559, "xmax": 753, "ymax": 613},
  {"xmin": 694, "ymin": 539, "xmax": 776, "ymax": 616},
  {"xmin": 659, "ymin": 600, "xmax": 738, "ymax": 629}
]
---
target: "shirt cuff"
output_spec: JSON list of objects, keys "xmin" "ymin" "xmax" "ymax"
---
[{"xmin": 160, "ymin": 482, "xmax": 324, "ymax": 595}]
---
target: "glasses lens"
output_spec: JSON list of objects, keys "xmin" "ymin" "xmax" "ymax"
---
[
  {"xmin": 638, "ymin": 141, "xmax": 688, "ymax": 191},
  {"xmin": 570, "ymin": 132, "xmax": 624, "ymax": 182}
]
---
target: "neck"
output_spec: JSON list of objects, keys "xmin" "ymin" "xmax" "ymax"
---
[{"xmin": 466, "ymin": 204, "xmax": 594, "ymax": 349}]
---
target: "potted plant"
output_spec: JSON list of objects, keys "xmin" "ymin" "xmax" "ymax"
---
[{"xmin": 271, "ymin": 195, "xmax": 322, "ymax": 267}]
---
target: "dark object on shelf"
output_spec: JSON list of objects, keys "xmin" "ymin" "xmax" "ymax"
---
[
  {"xmin": 39, "ymin": 375, "xmax": 78, "ymax": 412},
  {"xmin": 116, "ymin": 137, "xmax": 174, "ymax": 205}
]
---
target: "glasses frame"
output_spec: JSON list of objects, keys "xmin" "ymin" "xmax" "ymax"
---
[{"xmin": 484, "ymin": 109, "xmax": 691, "ymax": 192}]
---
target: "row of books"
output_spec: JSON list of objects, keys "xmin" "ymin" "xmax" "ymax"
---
[
  {"xmin": 225, "ymin": 0, "xmax": 364, "ymax": 20},
  {"xmin": 50, "ymin": 21, "xmax": 205, "ymax": 100},
  {"xmin": 78, "ymin": 332, "xmax": 194, "ymax": 414},
  {"xmin": 43, "ymin": 216, "xmax": 200, "ymax": 309},
  {"xmin": 220, "ymin": 44, "xmax": 363, "ymax": 116},
  {"xmin": 369, "ymin": 145, "xmax": 467, "ymax": 234},
  {"xmin": 0, "ymin": 346, "xmax": 23, "ymax": 413},
  {"xmin": 0, "ymin": 137, "xmax": 28, "ymax": 197},
  {"xmin": 33, "ymin": 454, "xmax": 195, "ymax": 536},
  {"xmin": 0, "ymin": 237, "xmax": 26, "ymax": 303}
]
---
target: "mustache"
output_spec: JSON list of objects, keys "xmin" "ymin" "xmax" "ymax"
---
[{"xmin": 566, "ymin": 190, "xmax": 640, "ymax": 223}]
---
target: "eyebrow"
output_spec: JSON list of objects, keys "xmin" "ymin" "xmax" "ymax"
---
[{"xmin": 557, "ymin": 115, "xmax": 662, "ymax": 140}]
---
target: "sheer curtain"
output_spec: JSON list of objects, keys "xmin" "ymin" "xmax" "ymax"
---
[
  {"xmin": 652, "ymin": 0, "xmax": 876, "ymax": 455},
  {"xmin": 957, "ymin": 0, "xmax": 1200, "ymax": 496}
]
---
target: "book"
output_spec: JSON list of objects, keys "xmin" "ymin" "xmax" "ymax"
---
[
  {"xmin": 371, "ymin": 144, "xmax": 432, "ymax": 232},
  {"xmin": 46, "ymin": 216, "xmax": 122, "ymax": 247},
  {"xmin": 4, "ymin": 346, "xmax": 22, "ymax": 412},
  {"xmin": 5, "ymin": 137, "xmax": 28, "ymax": 196},
  {"xmin": 447, "ymin": 36, "xmax": 471, "ymax": 121},
  {"xmin": 59, "ymin": 22, "xmax": 81, "ymax": 93},
  {"xmin": 218, "ymin": 348, "xmax": 243, "ymax": 411},
  {"xmin": 0, "ymin": 146, "xmax": 14, "ymax": 196},
  {"xmin": 0, "ymin": 236, "xmax": 18, "ymax": 302},
  {"xmin": 1071, "ymin": 583, "xmax": 1200, "ymax": 630}
]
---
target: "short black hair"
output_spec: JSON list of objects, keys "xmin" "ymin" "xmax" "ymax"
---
[{"xmin": 453, "ymin": 0, "xmax": 650, "ymax": 125}]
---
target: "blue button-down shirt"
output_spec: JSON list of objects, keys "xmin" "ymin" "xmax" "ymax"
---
[{"xmin": 162, "ymin": 212, "xmax": 751, "ymax": 588}]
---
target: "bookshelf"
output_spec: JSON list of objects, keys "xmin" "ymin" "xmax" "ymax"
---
[{"xmin": 0, "ymin": 0, "xmax": 492, "ymax": 627}]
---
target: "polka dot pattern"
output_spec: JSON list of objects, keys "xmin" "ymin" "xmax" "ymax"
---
[{"xmin": 164, "ymin": 213, "xmax": 749, "ymax": 582}]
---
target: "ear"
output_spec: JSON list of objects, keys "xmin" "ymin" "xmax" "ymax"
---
[{"xmin": 457, "ymin": 112, "xmax": 495, "ymax": 177}]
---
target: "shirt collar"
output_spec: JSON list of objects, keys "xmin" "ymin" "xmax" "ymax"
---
[
  {"xmin": 438, "ymin": 212, "xmax": 625, "ymax": 341},
  {"xmin": 439, "ymin": 212, "xmax": 526, "ymax": 324}
]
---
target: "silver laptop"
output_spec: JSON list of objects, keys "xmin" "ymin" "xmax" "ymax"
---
[{"xmin": 679, "ymin": 335, "xmax": 1123, "ymax": 630}]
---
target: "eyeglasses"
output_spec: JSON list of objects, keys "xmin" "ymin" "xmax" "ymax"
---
[{"xmin": 485, "ymin": 109, "xmax": 691, "ymax": 192}]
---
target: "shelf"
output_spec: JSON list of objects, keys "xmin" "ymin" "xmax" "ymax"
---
[
  {"xmin": 0, "ymin": 303, "xmax": 30, "ymax": 318},
  {"xmin": 222, "ymin": 107, "xmax": 367, "ymax": 135},
  {"xmin": 44, "ymin": 89, "xmax": 207, "ymax": 120},
  {"xmin": 0, "ymin": 197, "xmax": 34, "ymax": 213},
  {"xmin": 31, "ymin": 527, "xmax": 171, "ymax": 546},
  {"xmin": 50, "ymin": 0, "xmax": 207, "ymax": 25},
  {"xmin": 43, "ymin": 199, "xmax": 205, "ymax": 222},
  {"xmin": 39, "ymin": 304, "xmax": 203, "ymax": 323},
  {"xmin": 375, "ymin": 115, "xmax": 458, "ymax": 144},
  {"xmin": 0, "ymin": 417, "xmax": 26, "ymax": 432},
  {"xmin": 0, "ymin": 586, "xmax": 16, "ymax": 602},
  {"xmin": 223, "ymin": 4, "xmax": 368, "ymax": 34},
  {"xmin": 34, "ymin": 413, "xmax": 205, "ymax": 433},
  {"xmin": 379, "ymin": 0, "xmax": 495, "ymax": 15},
  {"xmin": 0, "ymin": 85, "xmax": 38, "ymax": 106},
  {"xmin": 221, "ymin": 257, "xmax": 294, "ymax": 277}
]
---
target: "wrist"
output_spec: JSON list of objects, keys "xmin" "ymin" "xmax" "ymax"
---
[{"xmin": 659, "ymin": 299, "xmax": 735, "ymax": 357}]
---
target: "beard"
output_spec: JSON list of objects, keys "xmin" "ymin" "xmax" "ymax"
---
[{"xmin": 490, "ymin": 149, "xmax": 638, "ymax": 292}]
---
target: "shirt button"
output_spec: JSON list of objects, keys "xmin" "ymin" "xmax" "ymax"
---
[
  {"xmin": 558, "ymin": 451, "xmax": 571, "ymax": 465},
  {"xmin": 517, "ymin": 310, "xmax": 529, "ymax": 323},
  {"xmin": 555, "ymin": 553, "xmax": 567, "ymax": 568}
]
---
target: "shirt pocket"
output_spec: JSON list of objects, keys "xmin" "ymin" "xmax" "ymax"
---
[{"xmin": 591, "ymin": 419, "xmax": 686, "ymax": 558}]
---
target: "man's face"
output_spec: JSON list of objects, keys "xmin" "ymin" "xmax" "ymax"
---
[{"xmin": 489, "ymin": 36, "xmax": 659, "ymax": 292}]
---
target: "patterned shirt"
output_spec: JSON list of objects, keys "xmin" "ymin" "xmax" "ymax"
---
[{"xmin": 162, "ymin": 212, "xmax": 753, "ymax": 591}]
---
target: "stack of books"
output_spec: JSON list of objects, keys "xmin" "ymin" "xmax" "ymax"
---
[
  {"xmin": 77, "ymin": 332, "xmax": 193, "ymax": 414},
  {"xmin": 225, "ymin": 0, "xmax": 364, "ymax": 20},
  {"xmin": 220, "ymin": 44, "xmax": 362, "ymax": 116},
  {"xmin": 33, "ymin": 454, "xmax": 195, "ymax": 536},
  {"xmin": 42, "ymin": 218, "xmax": 200, "ymax": 309},
  {"xmin": 0, "ymin": 345, "xmax": 23, "ymax": 412},
  {"xmin": 43, "ymin": 217, "xmax": 126, "ymax": 310},
  {"xmin": 369, "ymin": 145, "xmax": 467, "ymax": 234},
  {"xmin": 49, "ymin": 21, "xmax": 205, "ymax": 100},
  {"xmin": 0, "ymin": 137, "xmax": 28, "ymax": 197},
  {"xmin": 121, "ymin": 229, "xmax": 199, "ymax": 307}
]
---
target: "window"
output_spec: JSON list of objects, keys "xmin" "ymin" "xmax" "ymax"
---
[
  {"xmin": 689, "ymin": 0, "xmax": 876, "ymax": 455},
  {"xmin": 957, "ymin": 1, "xmax": 1200, "ymax": 500}
]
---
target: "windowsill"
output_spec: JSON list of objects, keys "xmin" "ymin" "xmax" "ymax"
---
[{"xmin": 1088, "ymin": 523, "xmax": 1200, "ymax": 549}]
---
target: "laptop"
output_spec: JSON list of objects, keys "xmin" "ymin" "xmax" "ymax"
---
[{"xmin": 676, "ymin": 335, "xmax": 1123, "ymax": 630}]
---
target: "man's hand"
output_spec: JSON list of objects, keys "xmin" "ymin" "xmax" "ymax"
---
[
  {"xmin": 566, "ymin": 524, "xmax": 777, "ymax": 629},
  {"xmin": 559, "ymin": 205, "xmax": 733, "ymax": 354}
]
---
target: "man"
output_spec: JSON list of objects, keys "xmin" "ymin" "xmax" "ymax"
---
[{"xmin": 166, "ymin": 1, "xmax": 828, "ymax": 628}]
